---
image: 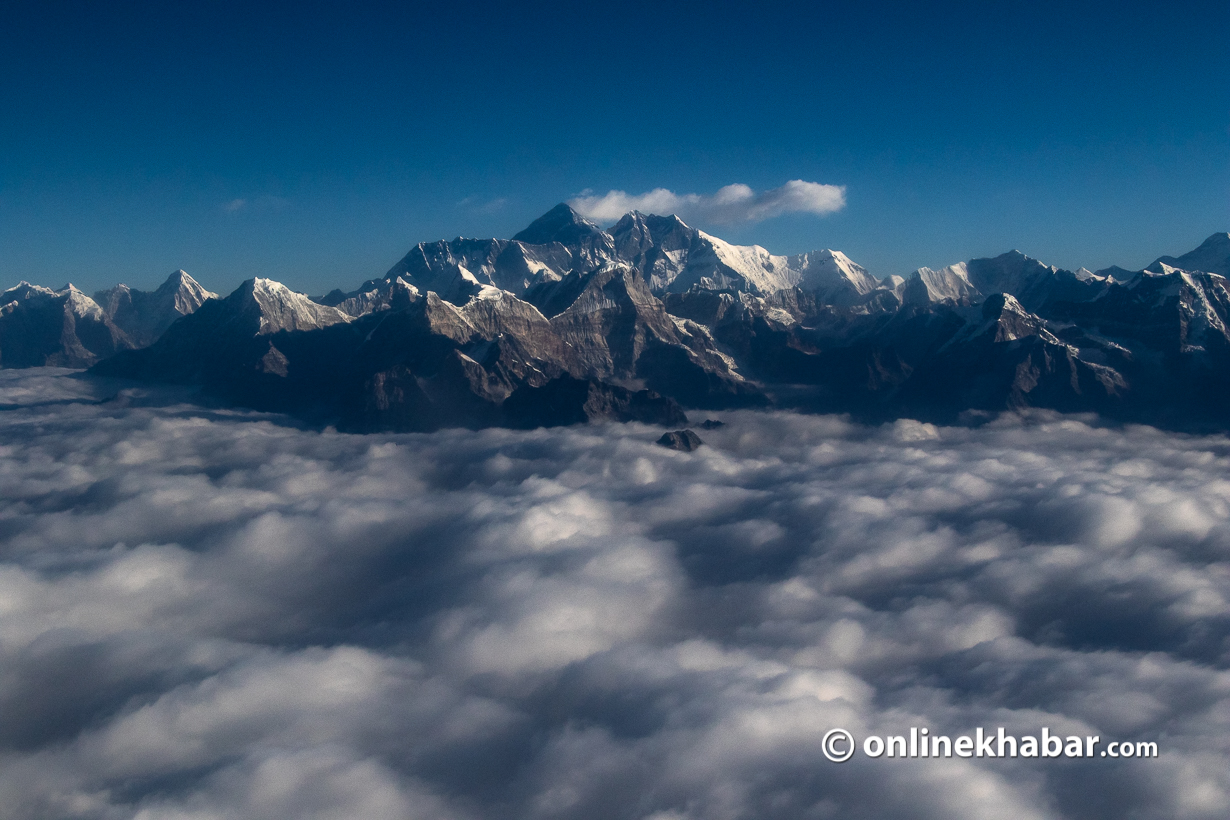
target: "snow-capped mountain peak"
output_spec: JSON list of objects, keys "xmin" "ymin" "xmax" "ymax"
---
[
  {"xmin": 512, "ymin": 202, "xmax": 606, "ymax": 247},
  {"xmin": 63, "ymin": 286, "xmax": 105, "ymax": 320},
  {"xmin": 156, "ymin": 270, "xmax": 217, "ymax": 315},
  {"xmin": 1152, "ymin": 232, "xmax": 1230, "ymax": 276},
  {"xmin": 683, "ymin": 230, "xmax": 797, "ymax": 295},
  {"xmin": 237, "ymin": 277, "xmax": 352, "ymax": 335},
  {"xmin": 1, "ymin": 281, "xmax": 60, "ymax": 304},
  {"xmin": 901, "ymin": 262, "xmax": 981, "ymax": 306},
  {"xmin": 789, "ymin": 249, "xmax": 880, "ymax": 303},
  {"xmin": 93, "ymin": 270, "xmax": 218, "ymax": 348},
  {"xmin": 0, "ymin": 281, "xmax": 125, "ymax": 367}
]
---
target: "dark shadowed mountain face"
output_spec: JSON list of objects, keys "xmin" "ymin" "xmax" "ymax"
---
[
  {"xmin": 513, "ymin": 201, "xmax": 609, "ymax": 248},
  {"xmin": 0, "ymin": 283, "xmax": 132, "ymax": 368},
  {"xmin": 0, "ymin": 210, "xmax": 1207, "ymax": 432},
  {"xmin": 1152, "ymin": 232, "xmax": 1230, "ymax": 277},
  {"xmin": 92, "ymin": 273, "xmax": 730, "ymax": 431},
  {"xmin": 0, "ymin": 272, "xmax": 216, "ymax": 368}
]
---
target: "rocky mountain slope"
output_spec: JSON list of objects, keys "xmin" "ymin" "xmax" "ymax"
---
[
  {"xmin": 0, "ymin": 283, "xmax": 129, "ymax": 368},
  {"xmin": 0, "ymin": 271, "xmax": 216, "ymax": 368},
  {"xmin": 9, "ymin": 207, "xmax": 1230, "ymax": 431},
  {"xmin": 94, "ymin": 270, "xmax": 217, "ymax": 346},
  {"xmin": 94, "ymin": 260, "xmax": 758, "ymax": 431}
]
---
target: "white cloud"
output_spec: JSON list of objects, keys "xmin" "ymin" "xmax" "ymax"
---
[
  {"xmin": 0, "ymin": 372, "xmax": 1226, "ymax": 819},
  {"xmin": 221, "ymin": 196, "xmax": 288, "ymax": 215},
  {"xmin": 569, "ymin": 179, "xmax": 847, "ymax": 224},
  {"xmin": 457, "ymin": 196, "xmax": 509, "ymax": 214}
]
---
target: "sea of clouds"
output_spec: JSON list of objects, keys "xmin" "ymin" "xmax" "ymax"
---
[{"xmin": 0, "ymin": 368, "xmax": 1226, "ymax": 820}]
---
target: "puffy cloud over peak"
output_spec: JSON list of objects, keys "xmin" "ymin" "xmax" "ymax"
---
[{"xmin": 569, "ymin": 179, "xmax": 847, "ymax": 224}]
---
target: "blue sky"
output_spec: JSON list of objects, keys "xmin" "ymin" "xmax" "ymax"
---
[{"xmin": 1, "ymin": 0, "xmax": 1227, "ymax": 295}]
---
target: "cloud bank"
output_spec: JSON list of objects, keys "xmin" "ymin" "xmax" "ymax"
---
[
  {"xmin": 569, "ymin": 180, "xmax": 847, "ymax": 224},
  {"xmin": 0, "ymin": 369, "xmax": 1227, "ymax": 819}
]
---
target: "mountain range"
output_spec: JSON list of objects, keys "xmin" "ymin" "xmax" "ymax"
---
[
  {"xmin": 5, "ymin": 205, "xmax": 1229, "ymax": 431},
  {"xmin": 0, "ymin": 271, "xmax": 215, "ymax": 368}
]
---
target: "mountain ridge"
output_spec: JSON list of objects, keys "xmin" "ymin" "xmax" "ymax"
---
[{"xmin": 5, "ymin": 206, "xmax": 1229, "ymax": 432}]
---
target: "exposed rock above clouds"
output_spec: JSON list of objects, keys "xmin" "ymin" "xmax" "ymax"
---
[
  {"xmin": 94, "ymin": 264, "xmax": 736, "ymax": 431},
  {"xmin": 94, "ymin": 270, "xmax": 217, "ymax": 346},
  {"xmin": 608, "ymin": 210, "xmax": 876, "ymax": 299},
  {"xmin": 1151, "ymin": 231, "xmax": 1230, "ymax": 277},
  {"xmin": 1, "ymin": 282, "xmax": 131, "ymax": 367},
  {"xmin": 656, "ymin": 428, "xmax": 704, "ymax": 451},
  {"xmin": 0, "ymin": 271, "xmax": 216, "ymax": 368},
  {"xmin": 2, "ymin": 205, "xmax": 1224, "ymax": 432},
  {"xmin": 230, "ymin": 277, "xmax": 351, "ymax": 334}
]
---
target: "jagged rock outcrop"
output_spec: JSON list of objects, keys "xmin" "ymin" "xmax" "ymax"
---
[{"xmin": 657, "ymin": 429, "xmax": 703, "ymax": 451}]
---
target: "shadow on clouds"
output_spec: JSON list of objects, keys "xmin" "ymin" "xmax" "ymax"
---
[{"xmin": 0, "ymin": 370, "xmax": 1226, "ymax": 819}]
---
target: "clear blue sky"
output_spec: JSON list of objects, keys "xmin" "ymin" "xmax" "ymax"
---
[{"xmin": 1, "ymin": 0, "xmax": 1227, "ymax": 296}]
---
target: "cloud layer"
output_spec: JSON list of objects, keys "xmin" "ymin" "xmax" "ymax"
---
[
  {"xmin": 0, "ymin": 370, "xmax": 1227, "ymax": 819},
  {"xmin": 569, "ymin": 180, "xmax": 847, "ymax": 224}
]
